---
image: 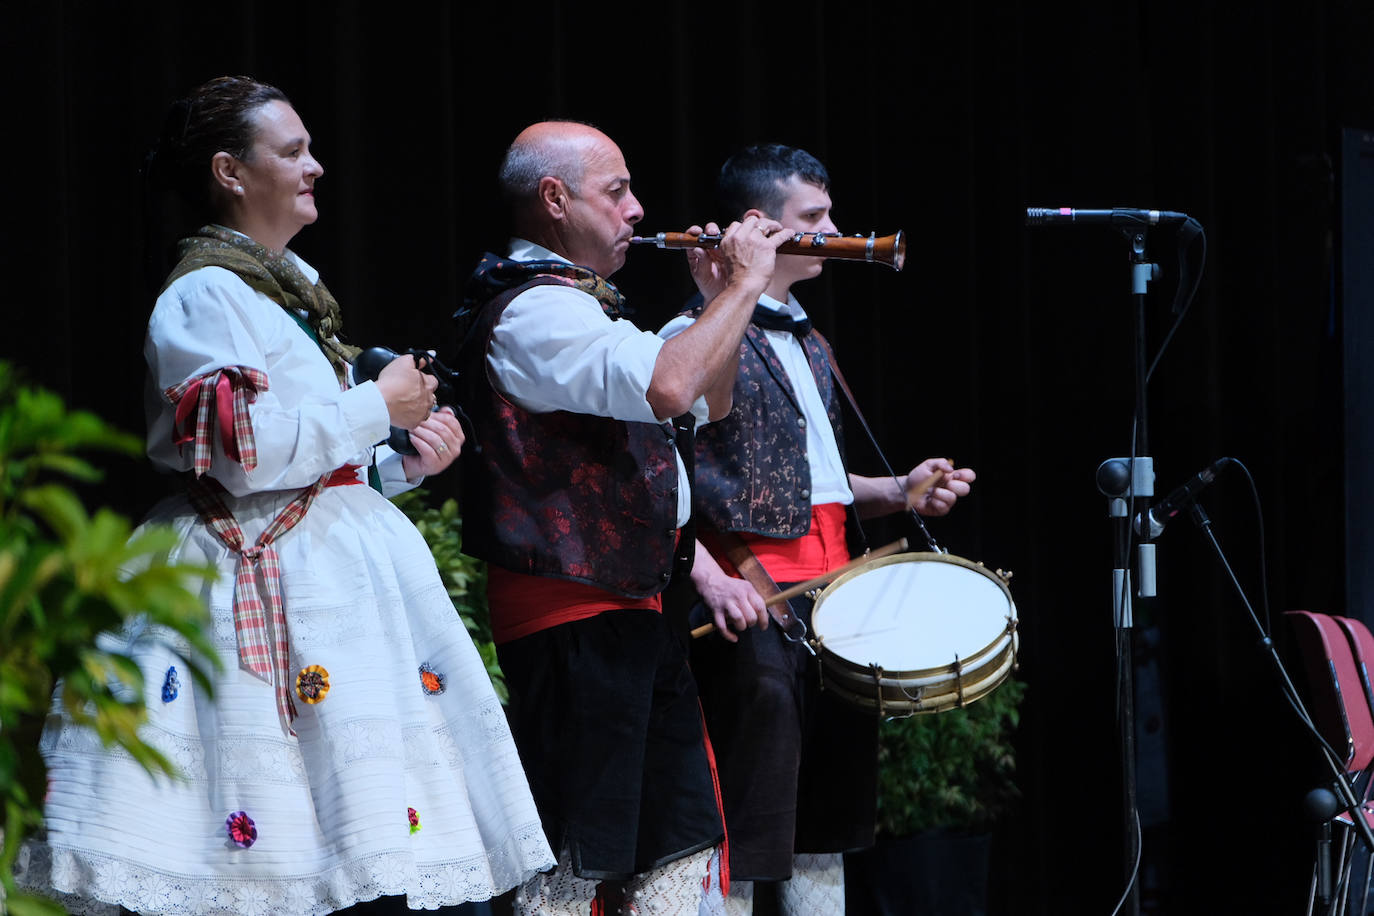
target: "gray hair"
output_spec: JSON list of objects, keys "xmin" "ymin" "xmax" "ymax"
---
[{"xmin": 497, "ymin": 120, "xmax": 605, "ymax": 206}]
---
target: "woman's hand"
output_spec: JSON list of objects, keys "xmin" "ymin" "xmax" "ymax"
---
[
  {"xmin": 375, "ymin": 354, "xmax": 438, "ymax": 429},
  {"xmin": 401, "ymin": 407, "xmax": 464, "ymax": 481}
]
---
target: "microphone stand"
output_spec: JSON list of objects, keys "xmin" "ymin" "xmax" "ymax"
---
[
  {"xmin": 1035, "ymin": 208, "xmax": 1204, "ymax": 914},
  {"xmin": 1104, "ymin": 226, "xmax": 1159, "ymax": 916}
]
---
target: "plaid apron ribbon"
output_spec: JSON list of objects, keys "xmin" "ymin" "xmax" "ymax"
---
[
  {"xmin": 165, "ymin": 368, "xmax": 365, "ymax": 734},
  {"xmin": 165, "ymin": 367, "xmax": 269, "ymax": 477},
  {"xmin": 186, "ymin": 473, "xmax": 331, "ymax": 736}
]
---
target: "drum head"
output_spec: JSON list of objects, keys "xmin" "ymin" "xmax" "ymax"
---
[{"xmin": 811, "ymin": 552, "xmax": 1015, "ymax": 676}]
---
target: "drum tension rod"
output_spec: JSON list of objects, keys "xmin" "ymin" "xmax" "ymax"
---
[
  {"xmin": 870, "ymin": 663, "xmax": 886, "ymax": 718},
  {"xmin": 953, "ymin": 654, "xmax": 965, "ymax": 708}
]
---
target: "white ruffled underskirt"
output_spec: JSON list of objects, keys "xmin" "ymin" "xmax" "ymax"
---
[{"xmin": 14, "ymin": 486, "xmax": 555, "ymax": 914}]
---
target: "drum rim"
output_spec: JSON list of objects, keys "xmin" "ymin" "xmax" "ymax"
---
[
  {"xmin": 820, "ymin": 636, "xmax": 1020, "ymax": 714},
  {"xmin": 819, "ymin": 630, "xmax": 1018, "ymax": 685},
  {"xmin": 814, "ymin": 550, "xmax": 1015, "ymax": 610},
  {"xmin": 810, "ymin": 551, "xmax": 1019, "ymax": 680}
]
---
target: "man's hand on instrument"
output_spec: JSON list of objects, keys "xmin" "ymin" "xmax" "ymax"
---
[
  {"xmin": 717, "ymin": 214, "xmax": 788, "ymax": 290},
  {"xmin": 690, "ymin": 542, "xmax": 769, "ymax": 642},
  {"xmin": 687, "ymin": 222, "xmax": 729, "ymax": 302},
  {"xmin": 401, "ymin": 406, "xmax": 464, "ymax": 481},
  {"xmin": 688, "ymin": 215, "xmax": 790, "ymax": 304},
  {"xmin": 906, "ymin": 457, "xmax": 976, "ymax": 516}
]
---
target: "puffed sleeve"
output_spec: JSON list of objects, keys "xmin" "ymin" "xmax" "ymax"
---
[
  {"xmin": 490, "ymin": 282, "xmax": 710, "ymax": 426},
  {"xmin": 145, "ymin": 266, "xmax": 391, "ymax": 496}
]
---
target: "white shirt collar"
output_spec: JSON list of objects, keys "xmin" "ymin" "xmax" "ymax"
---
[
  {"xmin": 757, "ymin": 291, "xmax": 809, "ymax": 323},
  {"xmin": 507, "ymin": 238, "xmax": 570, "ymax": 264}
]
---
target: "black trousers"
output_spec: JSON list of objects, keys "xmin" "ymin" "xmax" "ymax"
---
[
  {"xmin": 497, "ymin": 608, "xmax": 723, "ymax": 881},
  {"xmin": 690, "ymin": 590, "xmax": 879, "ymax": 881}
]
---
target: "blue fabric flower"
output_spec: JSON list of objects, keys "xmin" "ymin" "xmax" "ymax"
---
[{"xmin": 161, "ymin": 666, "xmax": 181, "ymax": 703}]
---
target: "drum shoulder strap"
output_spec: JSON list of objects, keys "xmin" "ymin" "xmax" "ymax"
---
[
  {"xmin": 699, "ymin": 527, "xmax": 784, "ymax": 603},
  {"xmin": 699, "ymin": 526, "xmax": 810, "ymax": 635}
]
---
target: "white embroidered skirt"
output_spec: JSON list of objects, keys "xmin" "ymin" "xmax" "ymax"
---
[{"xmin": 16, "ymin": 483, "xmax": 554, "ymax": 915}]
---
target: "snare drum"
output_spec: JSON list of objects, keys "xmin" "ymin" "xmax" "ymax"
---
[{"xmin": 809, "ymin": 552, "xmax": 1018, "ymax": 715}]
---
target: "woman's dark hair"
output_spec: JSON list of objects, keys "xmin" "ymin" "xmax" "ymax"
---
[
  {"xmin": 717, "ymin": 143, "xmax": 830, "ymax": 221},
  {"xmin": 142, "ymin": 76, "xmax": 289, "ymax": 290},
  {"xmin": 144, "ymin": 76, "xmax": 290, "ymax": 222}
]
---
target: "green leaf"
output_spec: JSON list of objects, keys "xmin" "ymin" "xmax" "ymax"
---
[
  {"xmin": 16, "ymin": 485, "xmax": 89, "ymax": 542},
  {"xmin": 5, "ymin": 892, "xmax": 70, "ymax": 915},
  {"xmin": 0, "ymin": 361, "xmax": 216, "ymax": 894},
  {"xmin": 27, "ymin": 451, "xmax": 106, "ymax": 483},
  {"xmin": 875, "ymin": 676, "xmax": 1026, "ymax": 836}
]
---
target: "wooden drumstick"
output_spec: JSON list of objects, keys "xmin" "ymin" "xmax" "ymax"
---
[
  {"xmin": 904, "ymin": 464, "xmax": 950, "ymax": 509},
  {"xmin": 690, "ymin": 538, "xmax": 909, "ymax": 639}
]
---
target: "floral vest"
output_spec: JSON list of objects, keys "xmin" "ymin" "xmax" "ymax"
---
[
  {"xmin": 692, "ymin": 315, "xmax": 860, "ymax": 548},
  {"xmin": 456, "ymin": 263, "xmax": 680, "ymax": 597}
]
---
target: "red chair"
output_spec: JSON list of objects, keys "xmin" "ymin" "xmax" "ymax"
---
[
  {"xmin": 1333, "ymin": 616, "xmax": 1374, "ymax": 743},
  {"xmin": 1288, "ymin": 611, "xmax": 1374, "ymax": 776},
  {"xmin": 1286, "ymin": 610, "xmax": 1374, "ymax": 914},
  {"xmin": 1333, "ymin": 615, "xmax": 1374, "ymax": 912}
]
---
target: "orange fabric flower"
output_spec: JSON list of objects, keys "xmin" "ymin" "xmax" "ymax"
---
[
  {"xmin": 295, "ymin": 665, "xmax": 330, "ymax": 704},
  {"xmin": 419, "ymin": 663, "xmax": 446, "ymax": 696}
]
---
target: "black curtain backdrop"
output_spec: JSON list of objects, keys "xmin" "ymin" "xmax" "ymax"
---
[{"xmin": 8, "ymin": 2, "xmax": 1374, "ymax": 913}]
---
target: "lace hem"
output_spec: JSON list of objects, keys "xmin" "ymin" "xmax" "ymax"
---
[{"xmin": 16, "ymin": 821, "xmax": 553, "ymax": 915}]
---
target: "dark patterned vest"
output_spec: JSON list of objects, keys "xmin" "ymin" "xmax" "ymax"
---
[
  {"xmin": 692, "ymin": 312, "xmax": 853, "ymax": 540},
  {"xmin": 456, "ymin": 259, "xmax": 680, "ymax": 597}
]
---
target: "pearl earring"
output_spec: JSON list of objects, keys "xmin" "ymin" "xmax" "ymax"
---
[{"xmin": 234, "ymin": 185, "xmax": 244, "ymax": 195}]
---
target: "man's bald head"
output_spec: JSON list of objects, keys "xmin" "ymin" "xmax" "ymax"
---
[
  {"xmin": 499, "ymin": 121, "xmax": 611, "ymax": 211},
  {"xmin": 496, "ymin": 121, "xmax": 644, "ymax": 277}
]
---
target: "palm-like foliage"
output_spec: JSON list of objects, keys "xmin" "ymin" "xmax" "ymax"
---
[{"xmin": 0, "ymin": 363, "xmax": 217, "ymax": 914}]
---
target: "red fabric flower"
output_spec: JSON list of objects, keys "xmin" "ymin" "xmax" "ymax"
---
[{"xmin": 226, "ymin": 811, "xmax": 257, "ymax": 848}]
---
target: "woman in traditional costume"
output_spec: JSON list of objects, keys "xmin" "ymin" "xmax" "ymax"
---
[{"xmin": 16, "ymin": 75, "xmax": 553, "ymax": 915}]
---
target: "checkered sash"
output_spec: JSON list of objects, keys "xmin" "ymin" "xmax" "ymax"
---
[
  {"xmin": 186, "ymin": 473, "xmax": 330, "ymax": 736},
  {"xmin": 164, "ymin": 367, "xmax": 269, "ymax": 477}
]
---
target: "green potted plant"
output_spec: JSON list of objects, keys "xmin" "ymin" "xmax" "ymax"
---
[
  {"xmin": 0, "ymin": 362, "xmax": 218, "ymax": 915},
  {"xmin": 846, "ymin": 676, "xmax": 1026, "ymax": 916}
]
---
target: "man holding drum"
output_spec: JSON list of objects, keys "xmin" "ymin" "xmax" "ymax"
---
[
  {"xmin": 665, "ymin": 144, "xmax": 976, "ymax": 915},
  {"xmin": 454, "ymin": 121, "xmax": 789, "ymax": 916}
]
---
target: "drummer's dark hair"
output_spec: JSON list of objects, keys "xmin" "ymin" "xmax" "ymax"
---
[{"xmin": 717, "ymin": 143, "xmax": 830, "ymax": 221}]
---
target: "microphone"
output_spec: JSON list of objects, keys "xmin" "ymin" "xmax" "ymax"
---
[
  {"xmin": 1026, "ymin": 207, "xmax": 1192, "ymax": 227},
  {"xmin": 1134, "ymin": 457, "xmax": 1233, "ymax": 538}
]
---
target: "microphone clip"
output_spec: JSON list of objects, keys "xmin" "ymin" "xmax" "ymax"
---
[{"xmin": 1133, "ymin": 457, "xmax": 1233, "ymax": 539}]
